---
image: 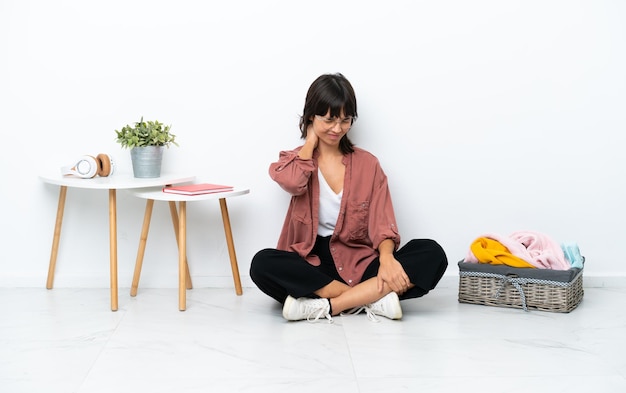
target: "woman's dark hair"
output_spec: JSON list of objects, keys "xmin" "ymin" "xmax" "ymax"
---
[{"xmin": 299, "ymin": 73, "xmax": 357, "ymax": 154}]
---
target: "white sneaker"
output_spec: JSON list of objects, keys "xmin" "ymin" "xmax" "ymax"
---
[
  {"xmin": 282, "ymin": 296, "xmax": 333, "ymax": 323},
  {"xmin": 341, "ymin": 292, "xmax": 403, "ymax": 322},
  {"xmin": 369, "ymin": 292, "xmax": 403, "ymax": 320}
]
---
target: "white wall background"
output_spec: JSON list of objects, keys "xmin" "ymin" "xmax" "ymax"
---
[{"xmin": 1, "ymin": 0, "xmax": 624, "ymax": 290}]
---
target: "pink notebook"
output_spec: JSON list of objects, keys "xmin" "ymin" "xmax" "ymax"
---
[{"xmin": 163, "ymin": 183, "xmax": 234, "ymax": 195}]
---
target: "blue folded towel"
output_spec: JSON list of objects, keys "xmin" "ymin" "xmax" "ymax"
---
[{"xmin": 561, "ymin": 242, "xmax": 584, "ymax": 269}]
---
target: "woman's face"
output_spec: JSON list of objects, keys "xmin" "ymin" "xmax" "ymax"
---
[{"xmin": 310, "ymin": 110, "xmax": 353, "ymax": 147}]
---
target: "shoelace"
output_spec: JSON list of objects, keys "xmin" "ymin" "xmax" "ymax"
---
[
  {"xmin": 307, "ymin": 307, "xmax": 333, "ymax": 323},
  {"xmin": 341, "ymin": 305, "xmax": 381, "ymax": 323},
  {"xmin": 300, "ymin": 299, "xmax": 333, "ymax": 323}
]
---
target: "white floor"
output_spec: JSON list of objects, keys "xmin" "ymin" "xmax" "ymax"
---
[{"xmin": 1, "ymin": 283, "xmax": 625, "ymax": 393}]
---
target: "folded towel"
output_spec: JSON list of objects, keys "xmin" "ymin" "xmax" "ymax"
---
[
  {"xmin": 468, "ymin": 237, "xmax": 536, "ymax": 268},
  {"xmin": 562, "ymin": 242, "xmax": 584, "ymax": 269},
  {"xmin": 465, "ymin": 231, "xmax": 570, "ymax": 270}
]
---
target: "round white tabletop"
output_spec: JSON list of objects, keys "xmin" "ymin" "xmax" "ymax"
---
[
  {"xmin": 130, "ymin": 186, "xmax": 250, "ymax": 201},
  {"xmin": 39, "ymin": 172, "xmax": 196, "ymax": 189}
]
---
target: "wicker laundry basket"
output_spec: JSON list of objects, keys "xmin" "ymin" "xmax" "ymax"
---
[{"xmin": 458, "ymin": 261, "xmax": 584, "ymax": 313}]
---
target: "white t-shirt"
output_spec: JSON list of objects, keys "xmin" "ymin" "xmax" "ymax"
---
[{"xmin": 317, "ymin": 168, "xmax": 342, "ymax": 237}]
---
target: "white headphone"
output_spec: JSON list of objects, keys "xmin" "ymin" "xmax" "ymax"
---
[{"xmin": 61, "ymin": 154, "xmax": 115, "ymax": 178}]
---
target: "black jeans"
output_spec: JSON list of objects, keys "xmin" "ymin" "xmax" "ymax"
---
[{"xmin": 250, "ymin": 237, "xmax": 448, "ymax": 304}]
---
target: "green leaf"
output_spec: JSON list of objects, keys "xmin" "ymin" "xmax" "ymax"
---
[{"xmin": 114, "ymin": 116, "xmax": 178, "ymax": 149}]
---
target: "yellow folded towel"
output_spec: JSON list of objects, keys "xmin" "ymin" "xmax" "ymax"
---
[{"xmin": 470, "ymin": 237, "xmax": 536, "ymax": 268}]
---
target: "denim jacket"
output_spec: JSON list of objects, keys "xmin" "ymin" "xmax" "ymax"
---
[{"xmin": 269, "ymin": 146, "xmax": 400, "ymax": 286}]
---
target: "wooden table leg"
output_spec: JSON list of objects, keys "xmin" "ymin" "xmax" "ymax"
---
[
  {"xmin": 178, "ymin": 201, "xmax": 187, "ymax": 311},
  {"xmin": 109, "ymin": 189, "xmax": 118, "ymax": 312},
  {"xmin": 168, "ymin": 201, "xmax": 193, "ymax": 289},
  {"xmin": 131, "ymin": 199, "xmax": 154, "ymax": 296},
  {"xmin": 46, "ymin": 186, "xmax": 67, "ymax": 289},
  {"xmin": 219, "ymin": 198, "xmax": 243, "ymax": 295}
]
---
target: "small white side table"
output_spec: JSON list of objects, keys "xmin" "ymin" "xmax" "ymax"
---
[
  {"xmin": 39, "ymin": 172, "xmax": 195, "ymax": 311},
  {"xmin": 128, "ymin": 186, "xmax": 250, "ymax": 311}
]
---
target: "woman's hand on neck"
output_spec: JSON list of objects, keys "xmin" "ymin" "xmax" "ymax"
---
[{"xmin": 298, "ymin": 127, "xmax": 319, "ymax": 160}]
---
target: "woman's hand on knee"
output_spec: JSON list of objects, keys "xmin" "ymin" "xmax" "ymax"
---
[{"xmin": 377, "ymin": 256, "xmax": 411, "ymax": 295}]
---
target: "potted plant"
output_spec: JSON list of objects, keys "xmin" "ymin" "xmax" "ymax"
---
[{"xmin": 115, "ymin": 117, "xmax": 178, "ymax": 178}]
